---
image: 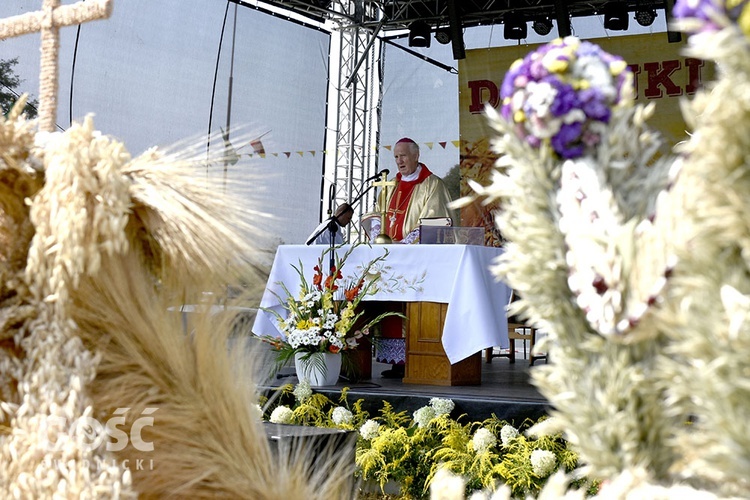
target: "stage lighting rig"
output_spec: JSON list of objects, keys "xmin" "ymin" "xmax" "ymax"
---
[
  {"xmin": 435, "ymin": 27, "xmax": 451, "ymax": 44},
  {"xmin": 604, "ymin": 2, "xmax": 629, "ymax": 31},
  {"xmin": 635, "ymin": 8, "xmax": 658, "ymax": 26},
  {"xmin": 408, "ymin": 20, "xmax": 431, "ymax": 47},
  {"xmin": 504, "ymin": 13, "xmax": 527, "ymax": 40},
  {"xmin": 532, "ymin": 17, "xmax": 553, "ymax": 36}
]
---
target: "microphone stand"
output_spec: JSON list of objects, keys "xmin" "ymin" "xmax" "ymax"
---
[
  {"xmin": 305, "ymin": 174, "xmax": 381, "ymax": 269},
  {"xmin": 305, "ymin": 183, "xmax": 375, "ymax": 246}
]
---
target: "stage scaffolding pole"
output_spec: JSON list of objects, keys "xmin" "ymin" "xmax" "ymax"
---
[{"xmin": 330, "ymin": 1, "xmax": 382, "ymax": 244}]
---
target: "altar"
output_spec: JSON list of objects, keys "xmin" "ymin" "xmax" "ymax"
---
[{"xmin": 252, "ymin": 244, "xmax": 510, "ymax": 385}]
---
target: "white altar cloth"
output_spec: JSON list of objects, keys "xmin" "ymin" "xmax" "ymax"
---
[{"xmin": 251, "ymin": 244, "xmax": 510, "ymax": 364}]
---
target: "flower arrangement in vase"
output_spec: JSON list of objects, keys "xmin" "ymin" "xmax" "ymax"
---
[{"xmin": 261, "ymin": 244, "xmax": 402, "ymax": 386}]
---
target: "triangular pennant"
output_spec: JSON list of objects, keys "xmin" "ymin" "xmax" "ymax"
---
[
  {"xmin": 384, "ymin": 145, "xmax": 393, "ymax": 151},
  {"xmin": 297, "ymin": 151, "xmax": 304, "ymax": 157},
  {"xmin": 451, "ymin": 140, "xmax": 461, "ymax": 148},
  {"xmin": 439, "ymin": 141, "xmax": 447, "ymax": 149},
  {"xmin": 284, "ymin": 152, "xmax": 291, "ymax": 158},
  {"xmin": 250, "ymin": 138, "xmax": 265, "ymax": 155},
  {"xmin": 425, "ymin": 142, "xmax": 434, "ymax": 149},
  {"xmin": 309, "ymin": 151, "xmax": 316, "ymax": 157}
]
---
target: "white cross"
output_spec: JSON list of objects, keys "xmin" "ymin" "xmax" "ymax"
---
[{"xmin": 0, "ymin": 0, "xmax": 114, "ymax": 132}]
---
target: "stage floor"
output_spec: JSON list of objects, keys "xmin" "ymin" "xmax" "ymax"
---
[{"xmin": 257, "ymin": 343, "xmax": 552, "ymax": 425}]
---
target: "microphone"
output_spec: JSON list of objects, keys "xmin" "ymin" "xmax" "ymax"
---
[{"xmin": 366, "ymin": 169, "xmax": 389, "ymax": 182}]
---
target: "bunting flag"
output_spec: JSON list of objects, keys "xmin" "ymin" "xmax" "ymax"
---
[
  {"xmin": 220, "ymin": 127, "xmax": 240, "ymax": 166},
  {"xmin": 234, "ymin": 140, "xmax": 466, "ymax": 160},
  {"xmin": 250, "ymin": 139, "xmax": 265, "ymax": 155}
]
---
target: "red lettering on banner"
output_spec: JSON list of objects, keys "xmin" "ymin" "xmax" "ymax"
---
[
  {"xmin": 627, "ymin": 63, "xmax": 643, "ymax": 95},
  {"xmin": 685, "ymin": 57, "xmax": 704, "ymax": 95},
  {"xmin": 643, "ymin": 60, "xmax": 683, "ymax": 98},
  {"xmin": 466, "ymin": 58, "xmax": 707, "ymax": 113},
  {"xmin": 467, "ymin": 79, "xmax": 499, "ymax": 113}
]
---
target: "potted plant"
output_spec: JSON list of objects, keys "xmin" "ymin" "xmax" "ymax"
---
[{"xmin": 261, "ymin": 244, "xmax": 402, "ymax": 386}]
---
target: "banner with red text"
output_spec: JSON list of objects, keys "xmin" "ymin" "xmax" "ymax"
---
[{"xmin": 458, "ymin": 34, "xmax": 710, "ymax": 246}]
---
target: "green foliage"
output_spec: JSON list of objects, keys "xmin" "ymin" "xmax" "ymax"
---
[
  {"xmin": 0, "ymin": 58, "xmax": 38, "ymax": 118},
  {"xmin": 442, "ymin": 164, "xmax": 460, "ymax": 201},
  {"xmin": 262, "ymin": 384, "xmax": 591, "ymax": 499}
]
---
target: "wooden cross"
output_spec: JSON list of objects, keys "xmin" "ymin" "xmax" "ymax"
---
[
  {"xmin": 371, "ymin": 171, "xmax": 396, "ymax": 212},
  {"xmin": 0, "ymin": 0, "xmax": 114, "ymax": 132}
]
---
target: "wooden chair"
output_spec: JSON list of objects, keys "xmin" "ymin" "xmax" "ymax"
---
[{"xmin": 485, "ymin": 291, "xmax": 547, "ymax": 366}]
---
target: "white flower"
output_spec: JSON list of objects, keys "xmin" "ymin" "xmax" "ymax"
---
[
  {"xmin": 293, "ymin": 380, "xmax": 312, "ymax": 402},
  {"xmin": 331, "ymin": 406, "xmax": 353, "ymax": 425},
  {"xmin": 429, "ymin": 467, "xmax": 465, "ymax": 500},
  {"xmin": 269, "ymin": 405, "xmax": 294, "ymax": 424},
  {"xmin": 471, "ymin": 428, "xmax": 497, "ymax": 453},
  {"xmin": 530, "ymin": 449, "xmax": 557, "ymax": 477},
  {"xmin": 429, "ymin": 397, "xmax": 455, "ymax": 416},
  {"xmin": 413, "ymin": 406, "xmax": 437, "ymax": 428},
  {"xmin": 251, "ymin": 404, "xmax": 263, "ymax": 420},
  {"xmin": 500, "ymin": 425, "xmax": 518, "ymax": 445},
  {"xmin": 359, "ymin": 419, "xmax": 380, "ymax": 440}
]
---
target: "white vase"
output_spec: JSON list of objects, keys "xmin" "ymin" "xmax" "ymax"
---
[{"xmin": 294, "ymin": 352, "xmax": 342, "ymax": 387}]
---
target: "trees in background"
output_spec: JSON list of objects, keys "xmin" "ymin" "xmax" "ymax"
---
[{"xmin": 0, "ymin": 58, "xmax": 38, "ymax": 118}]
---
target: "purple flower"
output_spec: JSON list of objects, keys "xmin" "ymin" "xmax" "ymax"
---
[
  {"xmin": 501, "ymin": 65, "xmax": 523, "ymax": 99},
  {"xmin": 579, "ymin": 88, "xmax": 611, "ymax": 122},
  {"xmin": 673, "ymin": 0, "xmax": 723, "ymax": 21},
  {"xmin": 498, "ymin": 37, "xmax": 633, "ymax": 160},
  {"xmin": 552, "ymin": 122, "xmax": 584, "ymax": 159},
  {"xmin": 672, "ymin": 0, "xmax": 726, "ymax": 33},
  {"xmin": 541, "ymin": 77, "xmax": 578, "ymax": 118}
]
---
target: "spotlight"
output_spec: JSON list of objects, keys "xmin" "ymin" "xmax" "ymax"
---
[
  {"xmin": 435, "ymin": 27, "xmax": 451, "ymax": 44},
  {"xmin": 504, "ymin": 13, "xmax": 527, "ymax": 40},
  {"xmin": 408, "ymin": 20, "xmax": 431, "ymax": 48},
  {"xmin": 532, "ymin": 17, "xmax": 553, "ymax": 36},
  {"xmin": 635, "ymin": 8, "xmax": 657, "ymax": 26},
  {"xmin": 603, "ymin": 3, "xmax": 629, "ymax": 31}
]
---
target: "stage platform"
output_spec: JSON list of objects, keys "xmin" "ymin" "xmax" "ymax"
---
[{"xmin": 259, "ymin": 350, "xmax": 552, "ymax": 425}]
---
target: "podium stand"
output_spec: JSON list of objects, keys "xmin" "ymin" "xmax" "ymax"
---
[{"xmin": 403, "ymin": 302, "xmax": 482, "ymax": 386}]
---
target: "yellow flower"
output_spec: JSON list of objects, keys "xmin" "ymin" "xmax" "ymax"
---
[
  {"xmin": 545, "ymin": 59, "xmax": 568, "ymax": 73},
  {"xmin": 609, "ymin": 59, "xmax": 627, "ymax": 76},
  {"xmin": 296, "ymin": 319, "xmax": 312, "ymax": 330},
  {"xmin": 321, "ymin": 292, "xmax": 333, "ymax": 311}
]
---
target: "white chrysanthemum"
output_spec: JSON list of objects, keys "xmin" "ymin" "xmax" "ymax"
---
[
  {"xmin": 429, "ymin": 397, "xmax": 455, "ymax": 416},
  {"xmin": 269, "ymin": 405, "xmax": 293, "ymax": 424},
  {"xmin": 471, "ymin": 428, "xmax": 497, "ymax": 453},
  {"xmin": 530, "ymin": 449, "xmax": 557, "ymax": 477},
  {"xmin": 331, "ymin": 406, "xmax": 353, "ymax": 425},
  {"xmin": 429, "ymin": 467, "xmax": 465, "ymax": 500},
  {"xmin": 413, "ymin": 406, "xmax": 437, "ymax": 428},
  {"xmin": 293, "ymin": 380, "xmax": 312, "ymax": 402},
  {"xmin": 359, "ymin": 419, "xmax": 380, "ymax": 440},
  {"xmin": 500, "ymin": 424, "xmax": 518, "ymax": 445}
]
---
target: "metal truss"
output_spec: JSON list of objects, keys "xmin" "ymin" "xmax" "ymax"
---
[
  {"xmin": 329, "ymin": 1, "xmax": 383, "ymax": 243},
  {"xmin": 254, "ymin": 1, "xmax": 670, "ymax": 33}
]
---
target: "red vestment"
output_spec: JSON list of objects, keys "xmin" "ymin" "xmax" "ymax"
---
[{"xmin": 385, "ymin": 164, "xmax": 433, "ymax": 241}]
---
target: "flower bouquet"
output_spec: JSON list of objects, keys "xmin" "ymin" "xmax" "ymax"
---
[
  {"xmin": 500, "ymin": 36, "xmax": 633, "ymax": 159},
  {"xmin": 261, "ymin": 244, "xmax": 403, "ymax": 383}
]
